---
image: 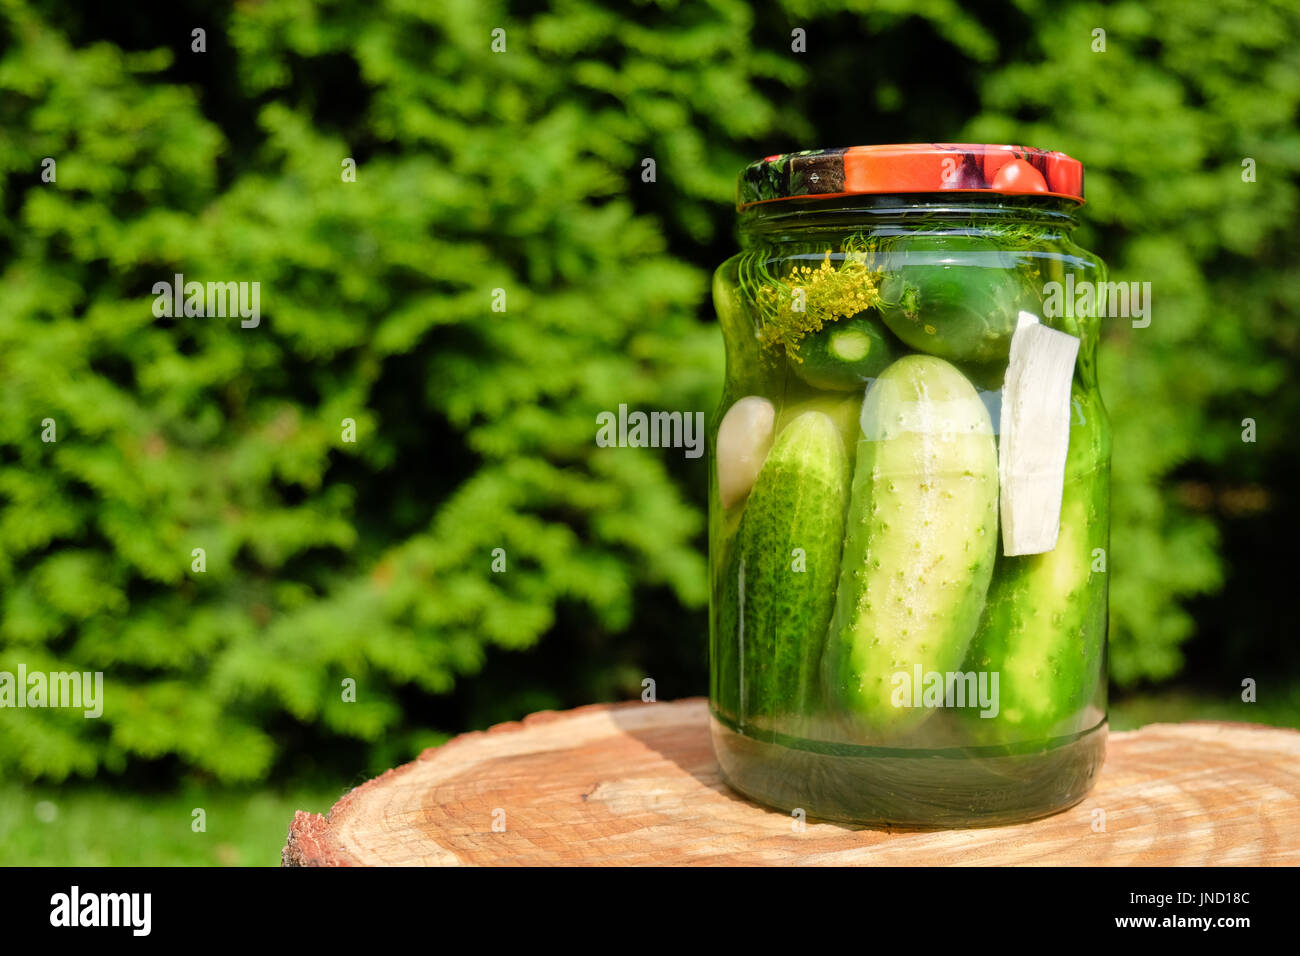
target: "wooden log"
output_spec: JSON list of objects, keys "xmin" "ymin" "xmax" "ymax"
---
[{"xmin": 282, "ymin": 697, "xmax": 1300, "ymax": 866}]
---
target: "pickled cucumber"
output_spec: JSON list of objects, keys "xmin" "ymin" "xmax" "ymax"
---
[
  {"xmin": 791, "ymin": 313, "xmax": 901, "ymax": 391},
  {"xmin": 715, "ymin": 411, "xmax": 849, "ymax": 724},
  {"xmin": 823, "ymin": 354, "xmax": 999, "ymax": 736},
  {"xmin": 878, "ymin": 236, "xmax": 1034, "ymax": 364},
  {"xmin": 960, "ymin": 387, "xmax": 1110, "ymax": 745},
  {"xmin": 775, "ymin": 391, "xmax": 863, "ymax": 454}
]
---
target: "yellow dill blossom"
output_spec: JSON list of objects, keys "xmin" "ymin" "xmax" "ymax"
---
[{"xmin": 756, "ymin": 253, "xmax": 882, "ymax": 360}]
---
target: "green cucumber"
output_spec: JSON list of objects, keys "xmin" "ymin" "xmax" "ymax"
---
[
  {"xmin": 960, "ymin": 387, "xmax": 1110, "ymax": 744},
  {"xmin": 776, "ymin": 392, "xmax": 863, "ymax": 455},
  {"xmin": 715, "ymin": 411, "xmax": 849, "ymax": 724},
  {"xmin": 791, "ymin": 313, "xmax": 901, "ymax": 391},
  {"xmin": 954, "ymin": 359, "xmax": 1006, "ymax": 394},
  {"xmin": 823, "ymin": 354, "xmax": 999, "ymax": 736},
  {"xmin": 878, "ymin": 235, "xmax": 1034, "ymax": 364}
]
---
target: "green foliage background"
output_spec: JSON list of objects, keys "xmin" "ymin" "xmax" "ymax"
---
[{"xmin": 0, "ymin": 0, "xmax": 1297, "ymax": 793}]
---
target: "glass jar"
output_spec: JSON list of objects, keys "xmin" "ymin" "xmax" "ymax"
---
[{"xmin": 708, "ymin": 144, "xmax": 1110, "ymax": 827}]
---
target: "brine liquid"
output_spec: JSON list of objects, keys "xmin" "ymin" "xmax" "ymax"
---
[{"xmin": 711, "ymin": 714, "xmax": 1107, "ymax": 829}]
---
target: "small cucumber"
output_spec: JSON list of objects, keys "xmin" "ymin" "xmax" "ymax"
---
[
  {"xmin": 878, "ymin": 235, "xmax": 1034, "ymax": 364},
  {"xmin": 791, "ymin": 313, "xmax": 901, "ymax": 391},
  {"xmin": 823, "ymin": 354, "xmax": 999, "ymax": 736},
  {"xmin": 775, "ymin": 392, "xmax": 863, "ymax": 455},
  {"xmin": 715, "ymin": 411, "xmax": 849, "ymax": 725},
  {"xmin": 960, "ymin": 387, "xmax": 1110, "ymax": 744}
]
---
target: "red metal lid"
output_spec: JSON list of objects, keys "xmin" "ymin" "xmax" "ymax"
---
[{"xmin": 738, "ymin": 144, "xmax": 1085, "ymax": 208}]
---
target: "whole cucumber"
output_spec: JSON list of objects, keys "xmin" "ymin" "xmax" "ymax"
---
[
  {"xmin": 960, "ymin": 387, "xmax": 1110, "ymax": 745},
  {"xmin": 715, "ymin": 411, "xmax": 849, "ymax": 725},
  {"xmin": 878, "ymin": 235, "xmax": 1034, "ymax": 364},
  {"xmin": 823, "ymin": 354, "xmax": 999, "ymax": 737},
  {"xmin": 775, "ymin": 391, "xmax": 863, "ymax": 455}
]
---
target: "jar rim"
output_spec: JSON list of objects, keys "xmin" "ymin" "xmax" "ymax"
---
[{"xmin": 738, "ymin": 144, "xmax": 1085, "ymax": 209}]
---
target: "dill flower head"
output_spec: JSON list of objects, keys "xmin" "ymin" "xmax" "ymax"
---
[{"xmin": 756, "ymin": 253, "xmax": 882, "ymax": 360}]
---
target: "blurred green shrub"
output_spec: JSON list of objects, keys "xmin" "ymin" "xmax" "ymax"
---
[
  {"xmin": 0, "ymin": 0, "xmax": 802, "ymax": 781},
  {"xmin": 963, "ymin": 0, "xmax": 1300, "ymax": 682},
  {"xmin": 0, "ymin": 0, "xmax": 1295, "ymax": 783}
]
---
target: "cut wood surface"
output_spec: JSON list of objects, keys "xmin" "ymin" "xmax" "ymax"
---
[{"xmin": 283, "ymin": 697, "xmax": 1300, "ymax": 866}]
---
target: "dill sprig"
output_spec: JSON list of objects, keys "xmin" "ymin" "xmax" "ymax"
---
[{"xmin": 745, "ymin": 250, "xmax": 883, "ymax": 361}]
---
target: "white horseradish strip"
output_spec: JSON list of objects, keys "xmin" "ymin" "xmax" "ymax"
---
[
  {"xmin": 998, "ymin": 311, "xmax": 1080, "ymax": 556},
  {"xmin": 716, "ymin": 396, "xmax": 775, "ymax": 509}
]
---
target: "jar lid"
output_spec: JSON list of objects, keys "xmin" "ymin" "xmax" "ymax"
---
[{"xmin": 737, "ymin": 144, "xmax": 1085, "ymax": 209}]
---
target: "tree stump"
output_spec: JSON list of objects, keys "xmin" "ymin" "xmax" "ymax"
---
[{"xmin": 282, "ymin": 698, "xmax": 1300, "ymax": 866}]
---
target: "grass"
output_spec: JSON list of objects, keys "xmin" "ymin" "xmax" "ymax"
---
[
  {"xmin": 0, "ymin": 782, "xmax": 343, "ymax": 866},
  {"xmin": 2, "ymin": 686, "xmax": 1296, "ymax": 865},
  {"xmin": 1110, "ymin": 682, "xmax": 1300, "ymax": 732}
]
